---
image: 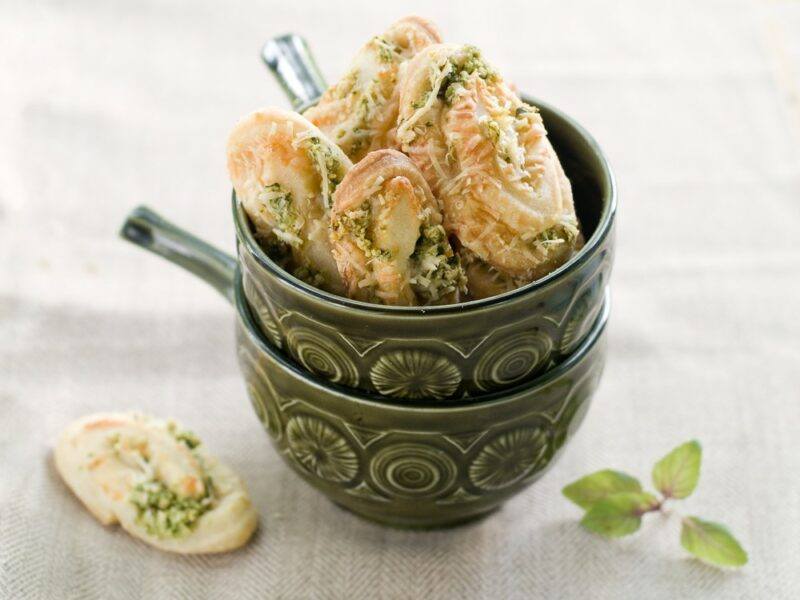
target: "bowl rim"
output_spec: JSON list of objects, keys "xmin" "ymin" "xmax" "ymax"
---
[
  {"xmin": 236, "ymin": 270, "xmax": 610, "ymax": 412},
  {"xmin": 232, "ymin": 94, "xmax": 617, "ymax": 315}
]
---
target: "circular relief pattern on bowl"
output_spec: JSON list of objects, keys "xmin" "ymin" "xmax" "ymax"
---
[
  {"xmin": 473, "ymin": 331, "xmax": 553, "ymax": 392},
  {"xmin": 286, "ymin": 327, "xmax": 359, "ymax": 387},
  {"xmin": 369, "ymin": 351, "xmax": 461, "ymax": 399},
  {"xmin": 247, "ymin": 380, "xmax": 281, "ymax": 439},
  {"xmin": 243, "ymin": 277, "xmax": 283, "ymax": 348},
  {"xmin": 468, "ymin": 427, "xmax": 549, "ymax": 491},
  {"xmin": 255, "ymin": 310, "xmax": 283, "ymax": 349},
  {"xmin": 285, "ymin": 415, "xmax": 359, "ymax": 483},
  {"xmin": 238, "ymin": 348, "xmax": 282, "ymax": 439},
  {"xmin": 370, "ymin": 443, "xmax": 458, "ymax": 499},
  {"xmin": 559, "ymin": 288, "xmax": 602, "ymax": 355},
  {"xmin": 553, "ymin": 369, "xmax": 601, "ymax": 452}
]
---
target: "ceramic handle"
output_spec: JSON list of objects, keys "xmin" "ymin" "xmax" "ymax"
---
[
  {"xmin": 261, "ymin": 34, "xmax": 326, "ymax": 111},
  {"xmin": 119, "ymin": 206, "xmax": 237, "ymax": 304}
]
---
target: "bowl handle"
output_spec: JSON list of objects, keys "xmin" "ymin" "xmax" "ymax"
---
[
  {"xmin": 119, "ymin": 206, "xmax": 237, "ymax": 304},
  {"xmin": 261, "ymin": 34, "xmax": 326, "ymax": 111}
]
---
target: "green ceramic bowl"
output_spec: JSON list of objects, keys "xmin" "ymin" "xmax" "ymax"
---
[
  {"xmin": 233, "ymin": 96, "xmax": 615, "ymax": 401},
  {"xmin": 237, "ymin": 278, "xmax": 609, "ymax": 527},
  {"xmin": 120, "ymin": 204, "xmax": 608, "ymax": 527}
]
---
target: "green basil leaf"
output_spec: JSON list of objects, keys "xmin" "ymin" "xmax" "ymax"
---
[
  {"xmin": 580, "ymin": 492, "xmax": 658, "ymax": 538},
  {"xmin": 652, "ymin": 440, "xmax": 701, "ymax": 499},
  {"xmin": 563, "ymin": 470, "xmax": 642, "ymax": 510},
  {"xmin": 680, "ymin": 516, "xmax": 748, "ymax": 567}
]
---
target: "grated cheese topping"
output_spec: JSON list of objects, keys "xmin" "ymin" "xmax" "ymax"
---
[{"xmin": 293, "ymin": 133, "xmax": 345, "ymax": 209}]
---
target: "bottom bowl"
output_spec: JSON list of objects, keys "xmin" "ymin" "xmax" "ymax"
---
[{"xmin": 236, "ymin": 276, "xmax": 609, "ymax": 528}]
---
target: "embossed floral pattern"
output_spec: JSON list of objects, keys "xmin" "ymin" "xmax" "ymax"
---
[
  {"xmin": 254, "ymin": 309, "xmax": 283, "ymax": 349},
  {"xmin": 473, "ymin": 330, "xmax": 553, "ymax": 392},
  {"xmin": 370, "ymin": 443, "xmax": 458, "ymax": 499},
  {"xmin": 243, "ymin": 276, "xmax": 284, "ymax": 348},
  {"xmin": 247, "ymin": 381, "xmax": 282, "ymax": 439},
  {"xmin": 285, "ymin": 415, "xmax": 359, "ymax": 483},
  {"xmin": 286, "ymin": 327, "xmax": 359, "ymax": 387},
  {"xmin": 238, "ymin": 348, "xmax": 282, "ymax": 439},
  {"xmin": 369, "ymin": 351, "xmax": 461, "ymax": 399},
  {"xmin": 468, "ymin": 427, "xmax": 549, "ymax": 490},
  {"xmin": 553, "ymin": 368, "xmax": 602, "ymax": 452},
  {"xmin": 559, "ymin": 288, "xmax": 602, "ymax": 355}
]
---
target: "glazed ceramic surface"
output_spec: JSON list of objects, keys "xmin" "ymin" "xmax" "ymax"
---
[
  {"xmin": 236, "ymin": 274, "xmax": 609, "ymax": 527},
  {"xmin": 236, "ymin": 97, "xmax": 616, "ymax": 400},
  {"xmin": 119, "ymin": 199, "xmax": 609, "ymax": 528}
]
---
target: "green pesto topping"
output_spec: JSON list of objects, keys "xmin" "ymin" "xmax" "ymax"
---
[
  {"xmin": 305, "ymin": 136, "xmax": 344, "ymax": 206},
  {"xmin": 335, "ymin": 75, "xmax": 387, "ymax": 157},
  {"xmin": 373, "ymin": 36, "xmax": 399, "ymax": 63},
  {"xmin": 166, "ymin": 421, "xmax": 201, "ymax": 450},
  {"xmin": 529, "ymin": 219, "xmax": 580, "ymax": 254},
  {"xmin": 175, "ymin": 431, "xmax": 200, "ymax": 449},
  {"xmin": 439, "ymin": 45, "xmax": 497, "ymax": 105},
  {"xmin": 481, "ymin": 119, "xmax": 503, "ymax": 146},
  {"xmin": 130, "ymin": 477, "xmax": 214, "ymax": 539},
  {"xmin": 480, "ymin": 118, "xmax": 513, "ymax": 162},
  {"xmin": 333, "ymin": 202, "xmax": 390, "ymax": 260},
  {"xmin": 345, "ymin": 96, "xmax": 374, "ymax": 155},
  {"xmin": 410, "ymin": 224, "xmax": 467, "ymax": 302},
  {"xmin": 259, "ymin": 183, "xmax": 301, "ymax": 247},
  {"xmin": 411, "ymin": 91, "xmax": 431, "ymax": 110},
  {"xmin": 265, "ymin": 184, "xmax": 294, "ymax": 229}
]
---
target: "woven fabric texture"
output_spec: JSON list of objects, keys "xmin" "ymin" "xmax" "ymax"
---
[{"xmin": 2, "ymin": 0, "xmax": 799, "ymax": 598}]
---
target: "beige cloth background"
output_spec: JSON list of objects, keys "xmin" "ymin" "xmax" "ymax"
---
[{"xmin": 2, "ymin": 0, "xmax": 799, "ymax": 598}]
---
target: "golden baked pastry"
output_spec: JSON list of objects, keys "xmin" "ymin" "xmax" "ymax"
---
[
  {"xmin": 54, "ymin": 413, "xmax": 258, "ymax": 554},
  {"xmin": 330, "ymin": 149, "xmax": 466, "ymax": 305},
  {"xmin": 396, "ymin": 44, "xmax": 580, "ymax": 284},
  {"xmin": 227, "ymin": 108, "xmax": 352, "ymax": 293},
  {"xmin": 304, "ymin": 16, "xmax": 441, "ymax": 162}
]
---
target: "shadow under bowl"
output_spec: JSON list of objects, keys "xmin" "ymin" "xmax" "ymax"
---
[
  {"xmin": 236, "ymin": 95, "xmax": 616, "ymax": 401},
  {"xmin": 236, "ymin": 272, "xmax": 610, "ymax": 528}
]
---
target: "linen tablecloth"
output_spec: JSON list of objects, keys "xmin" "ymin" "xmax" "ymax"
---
[{"xmin": 2, "ymin": 1, "xmax": 799, "ymax": 598}]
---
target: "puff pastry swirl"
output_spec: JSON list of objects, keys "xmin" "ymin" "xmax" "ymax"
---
[
  {"xmin": 227, "ymin": 108, "xmax": 352, "ymax": 293},
  {"xmin": 54, "ymin": 413, "xmax": 258, "ymax": 554},
  {"xmin": 330, "ymin": 149, "xmax": 466, "ymax": 305},
  {"xmin": 304, "ymin": 16, "xmax": 441, "ymax": 162},
  {"xmin": 396, "ymin": 44, "xmax": 580, "ymax": 283}
]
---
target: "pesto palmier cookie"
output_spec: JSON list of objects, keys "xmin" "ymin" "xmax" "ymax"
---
[
  {"xmin": 227, "ymin": 108, "xmax": 353, "ymax": 293},
  {"xmin": 330, "ymin": 149, "xmax": 466, "ymax": 306},
  {"xmin": 397, "ymin": 44, "xmax": 581, "ymax": 283},
  {"xmin": 304, "ymin": 16, "xmax": 441, "ymax": 161},
  {"xmin": 54, "ymin": 413, "xmax": 258, "ymax": 554}
]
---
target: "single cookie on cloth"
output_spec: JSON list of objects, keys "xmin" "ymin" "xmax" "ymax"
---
[{"xmin": 54, "ymin": 413, "xmax": 258, "ymax": 554}]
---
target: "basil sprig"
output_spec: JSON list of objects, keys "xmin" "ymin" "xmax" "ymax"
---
[{"xmin": 563, "ymin": 440, "xmax": 747, "ymax": 568}]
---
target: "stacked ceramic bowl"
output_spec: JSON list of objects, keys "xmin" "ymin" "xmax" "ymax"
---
[{"xmin": 120, "ymin": 39, "xmax": 616, "ymax": 528}]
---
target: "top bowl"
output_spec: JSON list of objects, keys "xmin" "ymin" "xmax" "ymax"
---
[{"xmin": 236, "ymin": 95, "xmax": 616, "ymax": 400}]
